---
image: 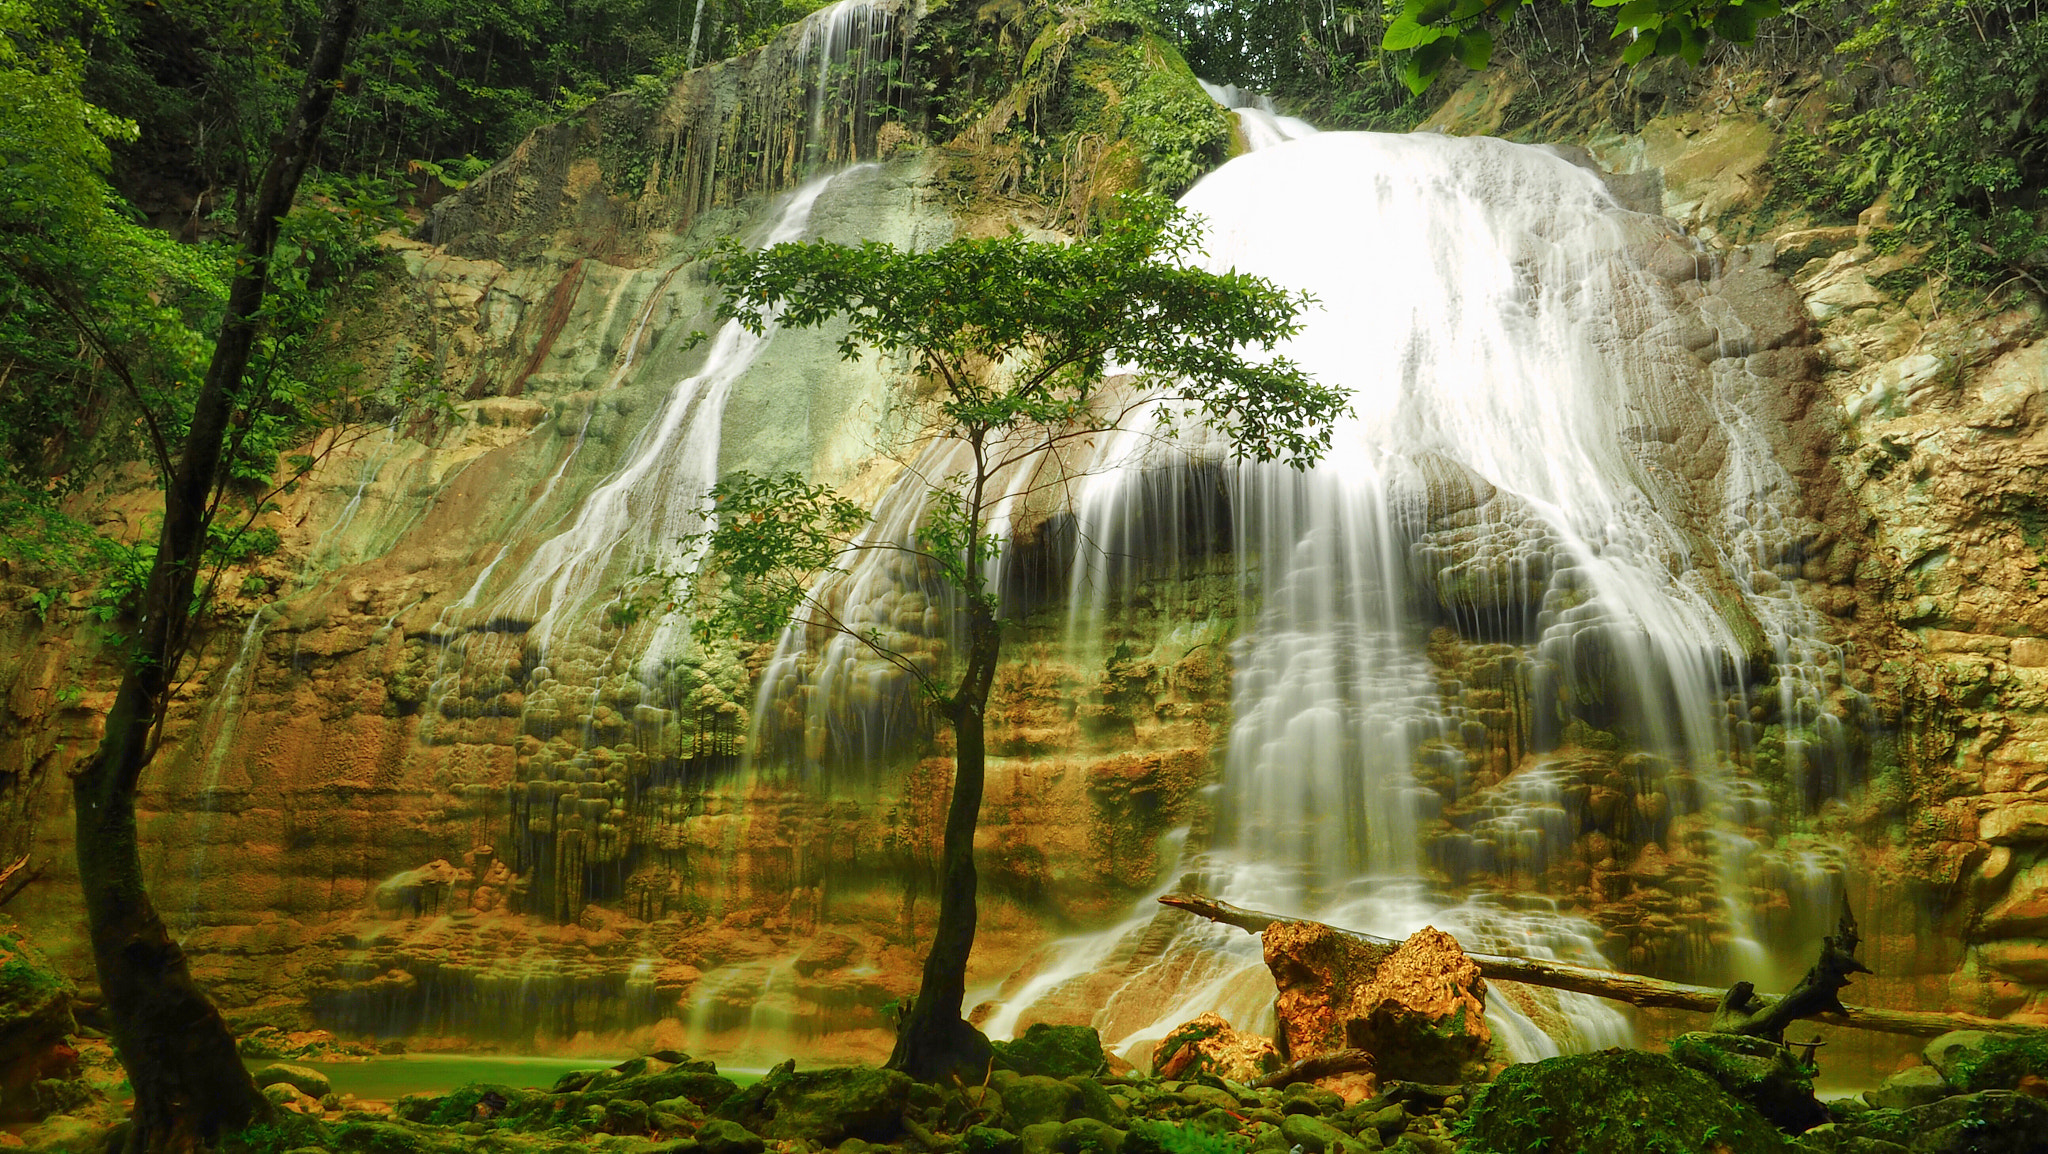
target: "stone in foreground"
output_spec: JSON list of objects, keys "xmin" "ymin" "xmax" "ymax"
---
[{"xmin": 1462, "ymin": 1048, "xmax": 1788, "ymax": 1153}]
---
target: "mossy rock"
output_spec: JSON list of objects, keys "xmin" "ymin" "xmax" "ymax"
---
[
  {"xmin": 0, "ymin": 927, "xmax": 76, "ymax": 1066},
  {"xmin": 1462, "ymin": 1049, "xmax": 1788, "ymax": 1154},
  {"xmin": 716, "ymin": 1065, "xmax": 911, "ymax": 1144},
  {"xmin": 994, "ymin": 1073, "xmax": 1083, "ymax": 1128},
  {"xmin": 994, "ymin": 1025, "xmax": 1112, "ymax": 1078},
  {"xmin": 611, "ymin": 1069, "xmax": 741, "ymax": 1111},
  {"xmin": 1669, "ymin": 1031, "xmax": 1827, "ymax": 1132},
  {"xmin": 1804, "ymin": 1090, "xmax": 2048, "ymax": 1154},
  {"xmin": 966, "ymin": 1126, "xmax": 1024, "ymax": 1154},
  {"xmin": 1936, "ymin": 1032, "xmax": 2048, "ymax": 1093}
]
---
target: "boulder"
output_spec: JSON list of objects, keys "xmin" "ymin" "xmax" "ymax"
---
[
  {"xmin": 1921, "ymin": 1031, "xmax": 1999, "ymax": 1084},
  {"xmin": 1462, "ymin": 1049, "xmax": 1788, "ymax": 1154},
  {"xmin": 1668, "ymin": 1031, "xmax": 1828, "ymax": 1131},
  {"xmin": 1148, "ymin": 1014, "xmax": 1283, "ymax": 1083},
  {"xmin": 717, "ymin": 1065, "xmax": 911, "ymax": 1144},
  {"xmin": 1920, "ymin": 1032, "xmax": 2048, "ymax": 1093},
  {"xmin": 1264, "ymin": 922, "xmax": 1490, "ymax": 1085},
  {"xmin": 1867, "ymin": 1065, "xmax": 1952, "ymax": 1110},
  {"xmin": 1019, "ymin": 1121, "xmax": 1066, "ymax": 1154},
  {"xmin": 994, "ymin": 1024, "xmax": 1111, "ymax": 1078},
  {"xmin": 0, "ymin": 929, "xmax": 78, "ymax": 1123},
  {"xmin": 1809, "ymin": 1091, "xmax": 2048, "ymax": 1154},
  {"xmin": 965, "ymin": 1125, "xmax": 1024, "ymax": 1154},
  {"xmin": 1052, "ymin": 1117, "xmax": 1125, "ymax": 1154},
  {"xmin": 1278, "ymin": 1114, "xmax": 1351, "ymax": 1154},
  {"xmin": 253, "ymin": 1062, "xmax": 334, "ymax": 1101},
  {"xmin": 261, "ymin": 1081, "xmax": 324, "ymax": 1114},
  {"xmin": 993, "ymin": 1073, "xmax": 1081, "ymax": 1128},
  {"xmin": 696, "ymin": 1119, "xmax": 767, "ymax": 1154}
]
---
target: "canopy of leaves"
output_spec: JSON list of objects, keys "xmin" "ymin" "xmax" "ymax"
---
[
  {"xmin": 1768, "ymin": 0, "xmax": 2047, "ymax": 289},
  {"xmin": 708, "ymin": 193, "xmax": 1347, "ymax": 466},
  {"xmin": 0, "ymin": 0, "xmax": 414, "ymax": 597}
]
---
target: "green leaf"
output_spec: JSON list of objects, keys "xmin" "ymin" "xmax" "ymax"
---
[
  {"xmin": 1712, "ymin": 4, "xmax": 1759, "ymax": 42},
  {"xmin": 1589, "ymin": 0, "xmax": 1630, "ymax": 8},
  {"xmin": 1679, "ymin": 21, "xmax": 1708, "ymax": 65},
  {"xmin": 1400, "ymin": 55, "xmax": 1437, "ymax": 95},
  {"xmin": 1457, "ymin": 28, "xmax": 1494, "ymax": 71},
  {"xmin": 1622, "ymin": 31, "xmax": 1659, "ymax": 63},
  {"xmin": 1742, "ymin": 0, "xmax": 1783, "ymax": 18},
  {"xmin": 1612, "ymin": 0, "xmax": 1662, "ymax": 34},
  {"xmin": 1413, "ymin": 36, "xmax": 1457, "ymax": 76},
  {"xmin": 1654, "ymin": 23, "xmax": 1685, "ymax": 56},
  {"xmin": 1412, "ymin": 0, "xmax": 1456, "ymax": 25},
  {"xmin": 1382, "ymin": 16, "xmax": 1442, "ymax": 51}
]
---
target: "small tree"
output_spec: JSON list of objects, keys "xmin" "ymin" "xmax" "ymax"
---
[
  {"xmin": 693, "ymin": 194, "xmax": 1348, "ymax": 1080},
  {"xmin": 46, "ymin": 0, "xmax": 370, "ymax": 1146}
]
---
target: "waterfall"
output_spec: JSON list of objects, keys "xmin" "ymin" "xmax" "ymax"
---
[{"xmin": 979, "ymin": 126, "xmax": 1853, "ymax": 1061}]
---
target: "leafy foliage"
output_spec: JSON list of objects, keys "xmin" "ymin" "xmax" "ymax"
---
[
  {"xmin": 1763, "ymin": 0, "xmax": 2047, "ymax": 289},
  {"xmin": 0, "ymin": 0, "xmax": 428, "ymax": 617},
  {"xmin": 687, "ymin": 471, "xmax": 871, "ymax": 644},
  {"xmin": 1381, "ymin": 0, "xmax": 1780, "ymax": 94},
  {"xmin": 708, "ymin": 193, "xmax": 1344, "ymax": 473}
]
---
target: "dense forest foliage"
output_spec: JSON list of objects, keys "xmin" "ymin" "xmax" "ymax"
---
[{"xmin": 0, "ymin": 0, "xmax": 2043, "ymax": 603}]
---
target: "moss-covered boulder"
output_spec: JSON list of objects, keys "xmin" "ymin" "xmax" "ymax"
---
[
  {"xmin": 253, "ymin": 1063, "xmax": 334, "ymax": 1101},
  {"xmin": 1796, "ymin": 1090, "xmax": 2048, "ymax": 1154},
  {"xmin": 0, "ymin": 927, "xmax": 79, "ymax": 1123},
  {"xmin": 716, "ymin": 1065, "xmax": 912, "ymax": 1144},
  {"xmin": 996, "ymin": 1025, "xmax": 1113, "ymax": 1078},
  {"xmin": 1669, "ymin": 1031, "xmax": 1828, "ymax": 1132},
  {"xmin": 1462, "ymin": 1049, "xmax": 1788, "ymax": 1154},
  {"xmin": 1928, "ymin": 1032, "xmax": 2048, "ymax": 1093},
  {"xmin": 995, "ymin": 1073, "xmax": 1084, "ymax": 1128}
]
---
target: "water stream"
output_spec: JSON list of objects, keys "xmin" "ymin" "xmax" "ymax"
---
[{"xmin": 975, "ymin": 121, "xmax": 1851, "ymax": 1060}]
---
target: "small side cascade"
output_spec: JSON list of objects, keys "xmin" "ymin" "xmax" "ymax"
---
[
  {"xmin": 1199, "ymin": 80, "xmax": 1316, "ymax": 152},
  {"xmin": 437, "ymin": 0, "xmax": 919, "ymax": 242}
]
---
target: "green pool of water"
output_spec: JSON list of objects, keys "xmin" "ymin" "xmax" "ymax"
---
[{"xmin": 246, "ymin": 1055, "xmax": 766, "ymax": 1101}]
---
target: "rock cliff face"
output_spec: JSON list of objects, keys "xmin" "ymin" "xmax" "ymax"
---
[{"xmin": 1, "ymin": 11, "xmax": 2043, "ymax": 1065}]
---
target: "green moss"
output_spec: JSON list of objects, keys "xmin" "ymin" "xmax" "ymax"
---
[
  {"xmin": 1459, "ymin": 1049, "xmax": 1788, "ymax": 1154},
  {"xmin": 1124, "ymin": 1120, "xmax": 1248, "ymax": 1154},
  {"xmin": 1949, "ymin": 1034, "xmax": 2048, "ymax": 1092},
  {"xmin": 993, "ymin": 1023, "xmax": 1111, "ymax": 1077}
]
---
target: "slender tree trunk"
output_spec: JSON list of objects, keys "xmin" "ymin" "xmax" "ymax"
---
[
  {"xmin": 888, "ymin": 582, "xmax": 1001, "ymax": 1080},
  {"xmin": 71, "ymin": 3, "xmax": 360, "ymax": 1148}
]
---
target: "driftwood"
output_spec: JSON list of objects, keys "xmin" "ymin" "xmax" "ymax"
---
[
  {"xmin": 1710, "ymin": 904, "xmax": 1870, "ymax": 1040},
  {"xmin": 1160, "ymin": 892, "xmax": 2045, "ymax": 1040},
  {"xmin": 1250, "ymin": 1047, "xmax": 1375, "ymax": 1090}
]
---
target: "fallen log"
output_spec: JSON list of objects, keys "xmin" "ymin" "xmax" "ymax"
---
[
  {"xmin": 1159, "ymin": 892, "xmax": 2045, "ymax": 1040},
  {"xmin": 1250, "ymin": 1047, "xmax": 1375, "ymax": 1090}
]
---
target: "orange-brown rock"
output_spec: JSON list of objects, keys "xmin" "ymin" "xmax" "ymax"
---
[
  {"xmin": 1149, "ymin": 1013, "xmax": 1282, "ymax": 1082},
  {"xmin": 1264, "ymin": 921, "xmax": 1492, "ymax": 1085}
]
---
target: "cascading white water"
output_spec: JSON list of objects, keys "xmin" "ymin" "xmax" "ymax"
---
[
  {"xmin": 1198, "ymin": 81, "xmax": 1316, "ymax": 152},
  {"xmin": 980, "ymin": 122, "xmax": 1852, "ymax": 1061},
  {"xmin": 490, "ymin": 171, "xmax": 852, "ymax": 654}
]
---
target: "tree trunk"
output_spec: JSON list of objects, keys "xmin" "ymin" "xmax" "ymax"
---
[
  {"xmin": 71, "ymin": 3, "xmax": 360, "ymax": 1148},
  {"xmin": 888, "ymin": 595, "xmax": 999, "ymax": 1082},
  {"xmin": 1160, "ymin": 893, "xmax": 2046, "ymax": 1042}
]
